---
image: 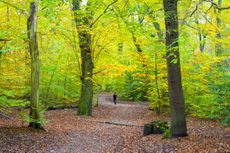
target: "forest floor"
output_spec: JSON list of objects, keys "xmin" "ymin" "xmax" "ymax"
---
[{"xmin": 0, "ymin": 93, "xmax": 229, "ymax": 153}]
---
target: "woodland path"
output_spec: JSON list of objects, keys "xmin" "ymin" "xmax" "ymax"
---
[
  {"xmin": 0, "ymin": 93, "xmax": 229, "ymax": 153},
  {"xmin": 55, "ymin": 93, "xmax": 158, "ymax": 153}
]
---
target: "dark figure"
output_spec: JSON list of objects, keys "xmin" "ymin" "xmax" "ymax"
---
[{"xmin": 113, "ymin": 92, "xmax": 117, "ymax": 104}]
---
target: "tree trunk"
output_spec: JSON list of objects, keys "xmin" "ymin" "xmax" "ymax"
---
[
  {"xmin": 27, "ymin": 0, "xmax": 42, "ymax": 129},
  {"xmin": 118, "ymin": 42, "xmax": 123, "ymax": 54},
  {"xmin": 154, "ymin": 53, "xmax": 161, "ymax": 115},
  {"xmin": 196, "ymin": 19, "xmax": 206, "ymax": 53},
  {"xmin": 0, "ymin": 48, "xmax": 1, "ymax": 72},
  {"xmin": 199, "ymin": 33, "xmax": 206, "ymax": 53},
  {"xmin": 72, "ymin": 0, "xmax": 94, "ymax": 116},
  {"xmin": 215, "ymin": 0, "xmax": 223, "ymax": 56},
  {"xmin": 153, "ymin": 22, "xmax": 164, "ymax": 40},
  {"xmin": 163, "ymin": 0, "xmax": 187, "ymax": 137},
  {"xmin": 131, "ymin": 31, "xmax": 142, "ymax": 53}
]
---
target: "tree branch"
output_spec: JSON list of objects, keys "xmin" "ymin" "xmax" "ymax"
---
[
  {"xmin": 183, "ymin": 22, "xmax": 199, "ymax": 31},
  {"xmin": 190, "ymin": 0, "xmax": 230, "ymax": 17},
  {"xmin": 203, "ymin": 0, "xmax": 230, "ymax": 11},
  {"xmin": 93, "ymin": 69, "xmax": 106, "ymax": 75},
  {"xmin": 0, "ymin": 38, "xmax": 11, "ymax": 41},
  {"xmin": 218, "ymin": 6, "xmax": 230, "ymax": 10},
  {"xmin": 90, "ymin": 0, "xmax": 118, "ymax": 27},
  {"xmin": 190, "ymin": 0, "xmax": 203, "ymax": 17},
  {"xmin": 0, "ymin": 0, "xmax": 28, "ymax": 15}
]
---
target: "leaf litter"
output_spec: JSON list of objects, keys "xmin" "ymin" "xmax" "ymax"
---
[{"xmin": 0, "ymin": 94, "xmax": 229, "ymax": 153}]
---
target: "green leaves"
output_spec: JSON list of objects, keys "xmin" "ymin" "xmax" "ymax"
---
[{"xmin": 171, "ymin": 58, "xmax": 178, "ymax": 64}]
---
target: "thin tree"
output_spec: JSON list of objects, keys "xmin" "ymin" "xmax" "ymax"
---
[
  {"xmin": 163, "ymin": 0, "xmax": 187, "ymax": 137},
  {"xmin": 215, "ymin": 0, "xmax": 223, "ymax": 56},
  {"xmin": 195, "ymin": 18, "xmax": 206, "ymax": 53},
  {"xmin": 27, "ymin": 0, "xmax": 42, "ymax": 129}
]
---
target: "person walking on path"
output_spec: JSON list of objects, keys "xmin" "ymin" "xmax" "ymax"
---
[{"xmin": 113, "ymin": 92, "xmax": 117, "ymax": 105}]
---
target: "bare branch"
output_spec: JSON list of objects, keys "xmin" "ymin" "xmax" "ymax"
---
[
  {"xmin": 90, "ymin": 0, "xmax": 118, "ymax": 27},
  {"xmin": 183, "ymin": 22, "xmax": 199, "ymax": 31},
  {"xmin": 218, "ymin": 6, "xmax": 230, "ymax": 10},
  {"xmin": 205, "ymin": 3, "xmax": 214, "ymax": 13},
  {"xmin": 203, "ymin": 0, "xmax": 230, "ymax": 11},
  {"xmin": 190, "ymin": 0, "xmax": 203, "ymax": 17},
  {"xmin": 93, "ymin": 69, "xmax": 106, "ymax": 75},
  {"xmin": 0, "ymin": 38, "xmax": 11, "ymax": 41},
  {"xmin": 201, "ymin": 14, "xmax": 214, "ymax": 25}
]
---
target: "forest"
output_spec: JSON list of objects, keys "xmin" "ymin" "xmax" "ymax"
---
[{"xmin": 0, "ymin": 0, "xmax": 229, "ymax": 152}]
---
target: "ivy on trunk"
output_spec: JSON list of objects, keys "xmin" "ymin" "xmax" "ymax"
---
[
  {"xmin": 163, "ymin": 0, "xmax": 187, "ymax": 137},
  {"xmin": 72, "ymin": 0, "xmax": 94, "ymax": 116}
]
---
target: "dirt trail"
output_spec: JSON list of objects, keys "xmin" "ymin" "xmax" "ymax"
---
[
  {"xmin": 92, "ymin": 93, "xmax": 155, "ymax": 126},
  {"xmin": 0, "ymin": 93, "xmax": 229, "ymax": 153},
  {"xmin": 56, "ymin": 93, "xmax": 157, "ymax": 153}
]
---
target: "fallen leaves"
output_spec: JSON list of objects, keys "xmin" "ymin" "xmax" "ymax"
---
[{"xmin": 0, "ymin": 94, "xmax": 229, "ymax": 153}]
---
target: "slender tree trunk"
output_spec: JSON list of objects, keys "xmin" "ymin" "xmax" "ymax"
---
[
  {"xmin": 195, "ymin": 19, "xmax": 206, "ymax": 53},
  {"xmin": 215, "ymin": 0, "xmax": 223, "ymax": 56},
  {"xmin": 154, "ymin": 53, "xmax": 161, "ymax": 115},
  {"xmin": 0, "ymin": 49, "xmax": 1, "ymax": 73},
  {"xmin": 152, "ymin": 20, "xmax": 164, "ymax": 115},
  {"xmin": 163, "ymin": 0, "xmax": 187, "ymax": 137},
  {"xmin": 6, "ymin": 4, "xmax": 10, "ymax": 30},
  {"xmin": 153, "ymin": 22, "xmax": 164, "ymax": 40},
  {"xmin": 27, "ymin": 0, "xmax": 42, "ymax": 129},
  {"xmin": 64, "ymin": 76, "xmax": 67, "ymax": 97},
  {"xmin": 72, "ymin": 0, "xmax": 94, "ymax": 116},
  {"xmin": 118, "ymin": 42, "xmax": 123, "ymax": 54},
  {"xmin": 46, "ymin": 67, "xmax": 57, "ymax": 99},
  {"xmin": 199, "ymin": 33, "xmax": 206, "ymax": 53},
  {"xmin": 131, "ymin": 31, "xmax": 142, "ymax": 53},
  {"xmin": 131, "ymin": 31, "xmax": 147, "ymax": 68}
]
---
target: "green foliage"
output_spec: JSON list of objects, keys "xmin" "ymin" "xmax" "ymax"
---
[
  {"xmin": 144, "ymin": 120, "xmax": 170, "ymax": 138},
  {"xmin": 207, "ymin": 59, "xmax": 230, "ymax": 126},
  {"xmin": 182, "ymin": 54, "xmax": 230, "ymax": 126},
  {"xmin": 120, "ymin": 71, "xmax": 149, "ymax": 101},
  {"xmin": 27, "ymin": 106, "xmax": 47, "ymax": 126},
  {"xmin": 0, "ymin": 97, "xmax": 11, "ymax": 117},
  {"xmin": 162, "ymin": 128, "xmax": 171, "ymax": 139},
  {"xmin": 151, "ymin": 120, "xmax": 169, "ymax": 134},
  {"xmin": 0, "ymin": 88, "xmax": 30, "ymax": 107}
]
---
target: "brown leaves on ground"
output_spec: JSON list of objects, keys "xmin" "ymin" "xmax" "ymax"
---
[{"xmin": 0, "ymin": 93, "xmax": 229, "ymax": 153}]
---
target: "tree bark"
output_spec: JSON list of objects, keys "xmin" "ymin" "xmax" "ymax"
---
[
  {"xmin": 199, "ymin": 33, "xmax": 206, "ymax": 53},
  {"xmin": 215, "ymin": 0, "xmax": 223, "ymax": 56},
  {"xmin": 131, "ymin": 31, "xmax": 142, "ymax": 53},
  {"xmin": 163, "ymin": 0, "xmax": 187, "ymax": 137},
  {"xmin": 195, "ymin": 19, "xmax": 206, "ymax": 53},
  {"xmin": 154, "ymin": 53, "xmax": 161, "ymax": 115},
  {"xmin": 72, "ymin": 0, "xmax": 94, "ymax": 116},
  {"xmin": 27, "ymin": 0, "xmax": 42, "ymax": 129}
]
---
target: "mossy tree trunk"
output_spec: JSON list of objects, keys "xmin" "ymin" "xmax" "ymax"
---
[
  {"xmin": 163, "ymin": 0, "xmax": 187, "ymax": 137},
  {"xmin": 72, "ymin": 0, "xmax": 94, "ymax": 116},
  {"xmin": 27, "ymin": 0, "xmax": 42, "ymax": 129}
]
